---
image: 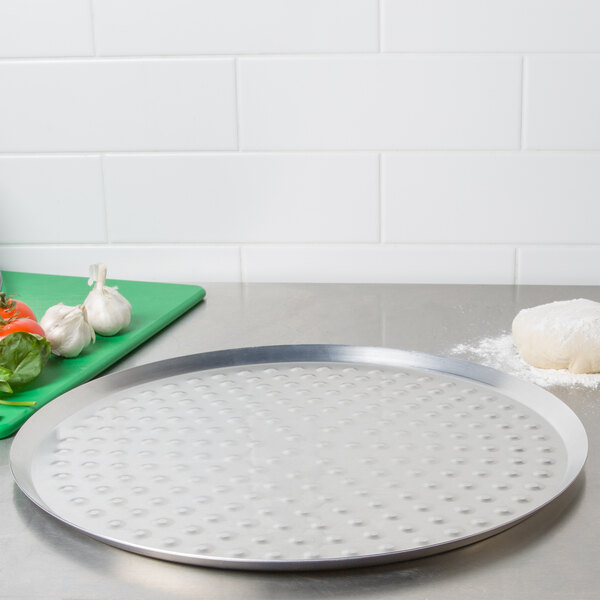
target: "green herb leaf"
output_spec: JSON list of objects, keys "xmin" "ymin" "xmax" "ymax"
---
[{"xmin": 0, "ymin": 332, "xmax": 51, "ymax": 396}]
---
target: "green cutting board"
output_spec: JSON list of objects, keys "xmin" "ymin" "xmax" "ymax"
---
[{"xmin": 0, "ymin": 271, "xmax": 206, "ymax": 438}]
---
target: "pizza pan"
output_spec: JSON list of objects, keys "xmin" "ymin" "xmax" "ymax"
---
[{"xmin": 10, "ymin": 345, "xmax": 588, "ymax": 570}]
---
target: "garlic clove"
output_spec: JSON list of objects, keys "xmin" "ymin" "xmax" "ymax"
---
[
  {"xmin": 84, "ymin": 263, "xmax": 132, "ymax": 337},
  {"xmin": 39, "ymin": 303, "xmax": 95, "ymax": 358}
]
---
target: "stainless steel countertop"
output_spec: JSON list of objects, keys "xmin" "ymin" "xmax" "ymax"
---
[{"xmin": 1, "ymin": 283, "xmax": 598, "ymax": 599}]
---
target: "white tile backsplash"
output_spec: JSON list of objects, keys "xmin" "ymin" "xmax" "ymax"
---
[
  {"xmin": 244, "ymin": 245, "xmax": 515, "ymax": 284},
  {"xmin": 518, "ymin": 248, "xmax": 600, "ymax": 285},
  {"xmin": 0, "ymin": 3, "xmax": 598, "ymax": 284},
  {"xmin": 384, "ymin": 154, "xmax": 600, "ymax": 244},
  {"xmin": 239, "ymin": 57, "xmax": 522, "ymax": 150},
  {"xmin": 0, "ymin": 60, "xmax": 237, "ymax": 152},
  {"xmin": 103, "ymin": 154, "xmax": 379, "ymax": 243},
  {"xmin": 525, "ymin": 56, "xmax": 600, "ymax": 150},
  {"xmin": 93, "ymin": 0, "xmax": 378, "ymax": 55},
  {"xmin": 0, "ymin": 157, "xmax": 105, "ymax": 243},
  {"xmin": 0, "ymin": 0, "xmax": 93, "ymax": 57},
  {"xmin": 383, "ymin": 0, "xmax": 600, "ymax": 52},
  {"xmin": 0, "ymin": 246, "xmax": 241, "ymax": 283}
]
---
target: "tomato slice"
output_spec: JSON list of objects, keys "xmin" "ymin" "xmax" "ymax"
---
[
  {"xmin": 0, "ymin": 317, "xmax": 45, "ymax": 338},
  {"xmin": 0, "ymin": 295, "xmax": 37, "ymax": 322}
]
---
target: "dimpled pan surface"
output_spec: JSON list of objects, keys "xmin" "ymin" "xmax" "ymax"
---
[{"xmin": 10, "ymin": 345, "xmax": 587, "ymax": 571}]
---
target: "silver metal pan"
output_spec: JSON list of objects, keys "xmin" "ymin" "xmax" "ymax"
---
[{"xmin": 10, "ymin": 345, "xmax": 588, "ymax": 571}]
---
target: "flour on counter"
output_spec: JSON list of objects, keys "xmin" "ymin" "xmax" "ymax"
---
[{"xmin": 450, "ymin": 333, "xmax": 600, "ymax": 389}]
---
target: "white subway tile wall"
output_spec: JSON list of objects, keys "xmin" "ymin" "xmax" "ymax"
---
[
  {"xmin": 238, "ymin": 57, "xmax": 522, "ymax": 150},
  {"xmin": 0, "ymin": 1, "xmax": 598, "ymax": 285},
  {"xmin": 0, "ymin": 60, "xmax": 237, "ymax": 152},
  {"xmin": 0, "ymin": 0, "xmax": 93, "ymax": 58},
  {"xmin": 93, "ymin": 0, "xmax": 379, "ymax": 55},
  {"xmin": 518, "ymin": 248, "xmax": 600, "ymax": 286},
  {"xmin": 525, "ymin": 56, "xmax": 600, "ymax": 150},
  {"xmin": 243, "ymin": 246, "xmax": 515, "ymax": 284},
  {"xmin": 384, "ymin": 154, "xmax": 600, "ymax": 244},
  {"xmin": 103, "ymin": 154, "xmax": 379, "ymax": 242},
  {"xmin": 0, "ymin": 246, "xmax": 240, "ymax": 283},
  {"xmin": 382, "ymin": 0, "xmax": 600, "ymax": 52},
  {"xmin": 0, "ymin": 157, "xmax": 105, "ymax": 243}
]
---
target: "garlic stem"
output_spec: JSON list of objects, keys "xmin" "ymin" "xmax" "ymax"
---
[{"xmin": 92, "ymin": 263, "xmax": 107, "ymax": 291}]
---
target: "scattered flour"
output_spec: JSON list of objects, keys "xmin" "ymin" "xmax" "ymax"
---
[{"xmin": 450, "ymin": 333, "xmax": 600, "ymax": 389}]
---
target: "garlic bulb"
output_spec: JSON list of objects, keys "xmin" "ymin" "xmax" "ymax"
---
[
  {"xmin": 40, "ymin": 303, "xmax": 95, "ymax": 358},
  {"xmin": 84, "ymin": 263, "xmax": 131, "ymax": 336}
]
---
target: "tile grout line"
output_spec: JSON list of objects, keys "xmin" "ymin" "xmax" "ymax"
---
[
  {"xmin": 99, "ymin": 155, "xmax": 111, "ymax": 244},
  {"xmin": 234, "ymin": 58, "xmax": 242, "ymax": 151},
  {"xmin": 520, "ymin": 56, "xmax": 527, "ymax": 150},
  {"xmin": 3, "ymin": 242, "xmax": 600, "ymax": 249},
  {"xmin": 11, "ymin": 149, "xmax": 600, "ymax": 157},
  {"xmin": 0, "ymin": 240, "xmax": 524, "ymax": 246},
  {"xmin": 239, "ymin": 247, "xmax": 246, "ymax": 283},
  {"xmin": 514, "ymin": 248, "xmax": 520, "ymax": 285},
  {"xmin": 89, "ymin": 0, "xmax": 98, "ymax": 57},
  {"xmin": 2, "ymin": 52, "xmax": 600, "ymax": 62},
  {"xmin": 378, "ymin": 153, "xmax": 384, "ymax": 243},
  {"xmin": 378, "ymin": 0, "xmax": 383, "ymax": 53}
]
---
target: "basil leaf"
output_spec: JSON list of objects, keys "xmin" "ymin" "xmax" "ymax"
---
[{"xmin": 0, "ymin": 332, "xmax": 51, "ymax": 395}]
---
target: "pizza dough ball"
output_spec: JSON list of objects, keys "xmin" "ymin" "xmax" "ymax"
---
[{"xmin": 512, "ymin": 298, "xmax": 600, "ymax": 374}]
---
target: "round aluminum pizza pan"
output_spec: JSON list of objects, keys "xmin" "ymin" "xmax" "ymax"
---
[{"xmin": 10, "ymin": 345, "xmax": 588, "ymax": 571}]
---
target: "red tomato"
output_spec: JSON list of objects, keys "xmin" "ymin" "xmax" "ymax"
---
[
  {"xmin": 0, "ymin": 317, "xmax": 45, "ymax": 338},
  {"xmin": 0, "ymin": 296, "xmax": 37, "ymax": 322}
]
